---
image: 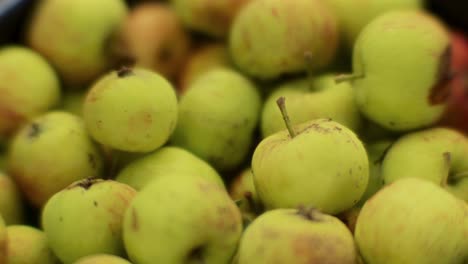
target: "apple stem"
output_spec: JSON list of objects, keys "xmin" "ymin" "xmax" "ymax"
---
[
  {"xmin": 441, "ymin": 152, "xmax": 451, "ymax": 187},
  {"xmin": 117, "ymin": 66, "xmax": 133, "ymax": 78},
  {"xmin": 334, "ymin": 73, "xmax": 364, "ymax": 84},
  {"xmin": 276, "ymin": 97, "xmax": 296, "ymax": 139}
]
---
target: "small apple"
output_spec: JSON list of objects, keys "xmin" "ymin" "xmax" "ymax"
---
[
  {"xmin": 6, "ymin": 225, "xmax": 59, "ymax": 264},
  {"xmin": 0, "ymin": 172, "xmax": 24, "ymax": 225},
  {"xmin": 229, "ymin": 168, "xmax": 260, "ymax": 223},
  {"xmin": 115, "ymin": 146, "xmax": 224, "ymax": 191},
  {"xmin": 123, "ymin": 173, "xmax": 242, "ymax": 263},
  {"xmin": 119, "ymin": 2, "xmax": 191, "ymax": 80},
  {"xmin": 83, "ymin": 67, "xmax": 178, "ymax": 153},
  {"xmin": 237, "ymin": 207, "xmax": 357, "ymax": 263},
  {"xmin": 229, "ymin": 0, "xmax": 338, "ymax": 79},
  {"xmin": 252, "ymin": 98, "xmax": 369, "ymax": 214},
  {"xmin": 171, "ymin": 68, "xmax": 261, "ymax": 171},
  {"xmin": 355, "ymin": 177, "xmax": 468, "ymax": 264},
  {"xmin": 337, "ymin": 10, "xmax": 451, "ymax": 131},
  {"xmin": 261, "ymin": 73, "xmax": 362, "ymax": 138},
  {"xmin": 0, "ymin": 46, "xmax": 60, "ymax": 141},
  {"xmin": 26, "ymin": 0, "xmax": 128, "ymax": 86},
  {"xmin": 8, "ymin": 111, "xmax": 104, "ymax": 207},
  {"xmin": 382, "ymin": 127, "xmax": 468, "ymax": 201},
  {"xmin": 42, "ymin": 178, "xmax": 137, "ymax": 263}
]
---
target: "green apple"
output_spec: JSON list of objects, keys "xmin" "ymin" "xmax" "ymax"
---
[
  {"xmin": 0, "ymin": 46, "xmax": 60, "ymax": 140},
  {"xmin": 0, "ymin": 173, "xmax": 24, "ymax": 225},
  {"xmin": 6, "ymin": 225, "xmax": 59, "ymax": 264},
  {"xmin": 26, "ymin": 0, "xmax": 128, "ymax": 86},
  {"xmin": 83, "ymin": 67, "xmax": 178, "ymax": 153},
  {"xmin": 237, "ymin": 207, "xmax": 357, "ymax": 263},
  {"xmin": 42, "ymin": 178, "xmax": 137, "ymax": 264},
  {"xmin": 252, "ymin": 98, "xmax": 368, "ymax": 214},
  {"xmin": 382, "ymin": 127, "xmax": 468, "ymax": 201},
  {"xmin": 8, "ymin": 111, "xmax": 104, "ymax": 207},
  {"xmin": 171, "ymin": 0, "xmax": 252, "ymax": 38},
  {"xmin": 73, "ymin": 254, "xmax": 131, "ymax": 264},
  {"xmin": 229, "ymin": 168, "xmax": 259, "ymax": 221},
  {"xmin": 338, "ymin": 10, "xmax": 451, "ymax": 131},
  {"xmin": 120, "ymin": 2, "xmax": 191, "ymax": 80},
  {"xmin": 325, "ymin": 0, "xmax": 423, "ymax": 48},
  {"xmin": 355, "ymin": 177, "xmax": 468, "ymax": 264},
  {"xmin": 0, "ymin": 215, "xmax": 5, "ymax": 263},
  {"xmin": 178, "ymin": 43, "xmax": 231, "ymax": 93},
  {"xmin": 123, "ymin": 173, "xmax": 242, "ymax": 264},
  {"xmin": 229, "ymin": 0, "xmax": 338, "ymax": 79},
  {"xmin": 171, "ymin": 68, "xmax": 261, "ymax": 171},
  {"xmin": 116, "ymin": 146, "xmax": 224, "ymax": 191},
  {"xmin": 357, "ymin": 139, "xmax": 393, "ymax": 205},
  {"xmin": 261, "ymin": 73, "xmax": 362, "ymax": 138}
]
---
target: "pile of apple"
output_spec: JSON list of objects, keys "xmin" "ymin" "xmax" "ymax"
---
[{"xmin": 0, "ymin": 0, "xmax": 468, "ymax": 263}]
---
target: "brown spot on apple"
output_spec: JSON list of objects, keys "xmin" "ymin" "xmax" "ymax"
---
[{"xmin": 131, "ymin": 207, "xmax": 139, "ymax": 232}]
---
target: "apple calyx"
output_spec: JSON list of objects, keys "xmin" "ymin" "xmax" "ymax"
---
[
  {"xmin": 276, "ymin": 97, "xmax": 296, "ymax": 138},
  {"xmin": 296, "ymin": 206, "xmax": 324, "ymax": 222},
  {"xmin": 68, "ymin": 177, "xmax": 101, "ymax": 190},
  {"xmin": 334, "ymin": 73, "xmax": 364, "ymax": 84},
  {"xmin": 117, "ymin": 66, "xmax": 134, "ymax": 78},
  {"xmin": 27, "ymin": 122, "xmax": 42, "ymax": 139}
]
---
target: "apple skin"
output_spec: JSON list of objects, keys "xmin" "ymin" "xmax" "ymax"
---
[
  {"xmin": 123, "ymin": 173, "xmax": 243, "ymax": 264},
  {"xmin": 83, "ymin": 68, "xmax": 178, "ymax": 153},
  {"xmin": 355, "ymin": 177, "xmax": 468, "ymax": 264},
  {"xmin": 171, "ymin": 0, "xmax": 251, "ymax": 38},
  {"xmin": 6, "ymin": 225, "xmax": 59, "ymax": 264},
  {"xmin": 171, "ymin": 69, "xmax": 261, "ymax": 171},
  {"xmin": 73, "ymin": 254, "xmax": 131, "ymax": 264},
  {"xmin": 0, "ymin": 46, "xmax": 60, "ymax": 141},
  {"xmin": 252, "ymin": 118, "xmax": 369, "ymax": 215},
  {"xmin": 349, "ymin": 10, "xmax": 451, "ymax": 131},
  {"xmin": 237, "ymin": 208, "xmax": 357, "ymax": 264},
  {"xmin": 261, "ymin": 74, "xmax": 362, "ymax": 138},
  {"xmin": 324, "ymin": 0, "xmax": 423, "ymax": 48},
  {"xmin": 382, "ymin": 127, "xmax": 468, "ymax": 201},
  {"xmin": 0, "ymin": 172, "xmax": 24, "ymax": 225},
  {"xmin": 42, "ymin": 178, "xmax": 137, "ymax": 264},
  {"xmin": 8, "ymin": 111, "xmax": 104, "ymax": 207},
  {"xmin": 115, "ymin": 146, "xmax": 224, "ymax": 191},
  {"xmin": 120, "ymin": 3, "xmax": 191, "ymax": 80},
  {"xmin": 229, "ymin": 0, "xmax": 338, "ymax": 79}
]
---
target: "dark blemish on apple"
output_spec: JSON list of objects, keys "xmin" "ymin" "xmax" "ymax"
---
[
  {"xmin": 157, "ymin": 44, "xmax": 173, "ymax": 64},
  {"xmin": 94, "ymin": 201, "xmax": 98, "ymax": 207},
  {"xmin": 349, "ymin": 169, "xmax": 352, "ymax": 175},
  {"xmin": 27, "ymin": 122, "xmax": 41, "ymax": 139},
  {"xmin": 131, "ymin": 207, "xmax": 139, "ymax": 232},
  {"xmin": 59, "ymin": 217, "xmax": 63, "ymax": 222},
  {"xmin": 188, "ymin": 246, "xmax": 204, "ymax": 263},
  {"xmin": 334, "ymin": 126, "xmax": 342, "ymax": 131},
  {"xmin": 73, "ymin": 177, "xmax": 99, "ymax": 190},
  {"xmin": 117, "ymin": 66, "xmax": 134, "ymax": 78},
  {"xmin": 429, "ymin": 45, "xmax": 453, "ymax": 105},
  {"xmin": 271, "ymin": 7, "xmax": 279, "ymax": 17}
]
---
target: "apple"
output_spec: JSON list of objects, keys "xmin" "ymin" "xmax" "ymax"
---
[
  {"xmin": 338, "ymin": 10, "xmax": 451, "ymax": 131},
  {"xmin": 115, "ymin": 146, "xmax": 224, "ymax": 191},
  {"xmin": 171, "ymin": 68, "xmax": 261, "ymax": 171},
  {"xmin": 229, "ymin": 168, "xmax": 259, "ymax": 223},
  {"xmin": 0, "ymin": 46, "xmax": 60, "ymax": 141},
  {"xmin": 355, "ymin": 177, "xmax": 468, "ymax": 264},
  {"xmin": 237, "ymin": 207, "xmax": 357, "ymax": 263},
  {"xmin": 123, "ymin": 173, "xmax": 242, "ymax": 263},
  {"xmin": 26, "ymin": 0, "xmax": 128, "ymax": 86},
  {"xmin": 83, "ymin": 67, "xmax": 178, "ymax": 153},
  {"xmin": 5, "ymin": 225, "xmax": 59, "ymax": 264},
  {"xmin": 73, "ymin": 254, "xmax": 131, "ymax": 264},
  {"xmin": 42, "ymin": 178, "xmax": 137, "ymax": 263},
  {"xmin": 8, "ymin": 111, "xmax": 104, "ymax": 207},
  {"xmin": 119, "ymin": 2, "xmax": 191, "ymax": 80},
  {"xmin": 229, "ymin": 0, "xmax": 338, "ymax": 79},
  {"xmin": 261, "ymin": 73, "xmax": 362, "ymax": 138},
  {"xmin": 0, "ymin": 172, "xmax": 24, "ymax": 225},
  {"xmin": 382, "ymin": 127, "xmax": 468, "ymax": 201},
  {"xmin": 252, "ymin": 98, "xmax": 369, "ymax": 214}
]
